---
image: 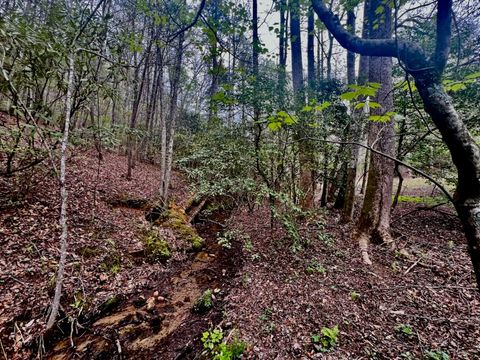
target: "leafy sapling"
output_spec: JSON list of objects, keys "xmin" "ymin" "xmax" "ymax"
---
[{"xmin": 311, "ymin": 325, "xmax": 340, "ymax": 352}]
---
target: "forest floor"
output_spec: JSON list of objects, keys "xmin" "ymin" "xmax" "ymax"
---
[{"xmin": 1, "ymin": 149, "xmax": 479, "ymax": 359}]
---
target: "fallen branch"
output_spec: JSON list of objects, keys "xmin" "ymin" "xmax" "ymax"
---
[
  {"xmin": 187, "ymin": 198, "xmax": 207, "ymax": 223},
  {"xmin": 404, "ymin": 256, "xmax": 423, "ymax": 275}
]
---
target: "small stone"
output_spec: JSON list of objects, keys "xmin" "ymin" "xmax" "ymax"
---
[
  {"xmin": 157, "ymin": 296, "xmax": 165, "ymax": 302},
  {"xmin": 153, "ymin": 291, "xmax": 159, "ymax": 297},
  {"xmin": 99, "ymin": 274, "xmax": 108, "ymax": 282},
  {"xmin": 146, "ymin": 297, "xmax": 156, "ymax": 311}
]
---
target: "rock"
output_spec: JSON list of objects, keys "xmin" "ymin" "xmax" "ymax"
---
[{"xmin": 153, "ymin": 291, "xmax": 159, "ymax": 297}]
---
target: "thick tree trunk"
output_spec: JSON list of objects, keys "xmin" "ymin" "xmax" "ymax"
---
[
  {"xmin": 278, "ymin": 0, "xmax": 287, "ymax": 104},
  {"xmin": 416, "ymin": 76, "xmax": 480, "ymax": 287},
  {"xmin": 311, "ymin": 0, "xmax": 480, "ymax": 288},
  {"xmin": 208, "ymin": 0, "xmax": 220, "ymax": 122},
  {"xmin": 356, "ymin": 0, "xmax": 395, "ymax": 264},
  {"xmin": 289, "ymin": 0, "xmax": 304, "ymax": 98}
]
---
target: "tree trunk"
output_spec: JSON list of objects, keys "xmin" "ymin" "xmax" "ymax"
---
[
  {"xmin": 356, "ymin": 0, "xmax": 395, "ymax": 264},
  {"xmin": 160, "ymin": 32, "xmax": 184, "ymax": 204},
  {"xmin": 252, "ymin": 0, "xmax": 260, "ymax": 122},
  {"xmin": 289, "ymin": 0, "xmax": 304, "ymax": 98},
  {"xmin": 46, "ymin": 53, "xmax": 75, "ymax": 330},
  {"xmin": 127, "ymin": 39, "xmax": 152, "ymax": 180},
  {"xmin": 416, "ymin": 76, "xmax": 480, "ymax": 287},
  {"xmin": 342, "ymin": 2, "xmax": 367, "ymax": 223},
  {"xmin": 307, "ymin": 10, "xmax": 315, "ymax": 99},
  {"xmin": 278, "ymin": 0, "xmax": 287, "ymax": 104}
]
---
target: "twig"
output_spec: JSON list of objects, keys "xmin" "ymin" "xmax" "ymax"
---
[
  {"xmin": 14, "ymin": 322, "xmax": 25, "ymax": 344},
  {"xmin": 115, "ymin": 339, "xmax": 122, "ymax": 356},
  {"xmin": 9, "ymin": 276, "xmax": 26, "ymax": 286},
  {"xmin": 197, "ymin": 218, "xmax": 227, "ymax": 228},
  {"xmin": 0, "ymin": 339, "xmax": 7, "ymax": 360},
  {"xmin": 404, "ymin": 256, "xmax": 423, "ymax": 275},
  {"xmin": 70, "ymin": 319, "xmax": 75, "ymax": 348}
]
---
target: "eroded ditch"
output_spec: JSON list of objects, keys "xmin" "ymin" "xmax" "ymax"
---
[{"xmin": 46, "ymin": 203, "xmax": 242, "ymax": 359}]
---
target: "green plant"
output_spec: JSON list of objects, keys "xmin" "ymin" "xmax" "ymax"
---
[
  {"xmin": 350, "ymin": 291, "xmax": 360, "ymax": 301},
  {"xmin": 395, "ymin": 324, "xmax": 414, "ymax": 337},
  {"xmin": 311, "ymin": 325, "xmax": 339, "ymax": 352},
  {"xmin": 217, "ymin": 234, "xmax": 232, "ymax": 249},
  {"xmin": 217, "ymin": 230, "xmax": 251, "ymax": 250},
  {"xmin": 142, "ymin": 229, "xmax": 171, "ymax": 261},
  {"xmin": 258, "ymin": 307, "xmax": 276, "ymax": 334},
  {"xmin": 424, "ymin": 350, "xmax": 450, "ymax": 360},
  {"xmin": 201, "ymin": 329, "xmax": 245, "ymax": 360},
  {"xmin": 243, "ymin": 238, "xmax": 254, "ymax": 252},
  {"xmin": 306, "ymin": 259, "xmax": 326, "ymax": 274},
  {"xmin": 193, "ymin": 289, "xmax": 214, "ymax": 313},
  {"xmin": 259, "ymin": 307, "xmax": 273, "ymax": 322},
  {"xmin": 69, "ymin": 292, "xmax": 86, "ymax": 311}
]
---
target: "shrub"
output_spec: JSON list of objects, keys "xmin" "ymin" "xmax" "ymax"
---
[
  {"xmin": 311, "ymin": 325, "xmax": 339, "ymax": 352},
  {"xmin": 201, "ymin": 329, "xmax": 245, "ymax": 360}
]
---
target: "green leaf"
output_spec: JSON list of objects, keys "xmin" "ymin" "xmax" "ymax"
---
[
  {"xmin": 465, "ymin": 71, "xmax": 480, "ymax": 80},
  {"xmin": 314, "ymin": 101, "xmax": 331, "ymax": 111},
  {"xmin": 268, "ymin": 122, "xmax": 282, "ymax": 131},
  {"xmin": 368, "ymin": 101, "xmax": 382, "ymax": 109},
  {"xmin": 340, "ymin": 92, "xmax": 357, "ymax": 101}
]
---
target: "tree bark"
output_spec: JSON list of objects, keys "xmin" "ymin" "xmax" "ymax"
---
[
  {"xmin": 278, "ymin": 0, "xmax": 287, "ymax": 104},
  {"xmin": 160, "ymin": 32, "xmax": 184, "ymax": 204},
  {"xmin": 355, "ymin": 0, "xmax": 395, "ymax": 264},
  {"xmin": 307, "ymin": 9, "xmax": 316, "ymax": 99},
  {"xmin": 289, "ymin": 0, "xmax": 304, "ymax": 98},
  {"xmin": 342, "ymin": 1, "xmax": 368, "ymax": 222},
  {"xmin": 311, "ymin": 0, "xmax": 480, "ymax": 287},
  {"xmin": 46, "ymin": 53, "xmax": 74, "ymax": 330}
]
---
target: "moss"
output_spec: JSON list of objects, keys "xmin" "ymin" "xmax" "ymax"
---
[
  {"xmin": 142, "ymin": 229, "xmax": 171, "ymax": 261},
  {"xmin": 395, "ymin": 195, "xmax": 445, "ymax": 206},
  {"xmin": 192, "ymin": 289, "xmax": 214, "ymax": 313},
  {"xmin": 78, "ymin": 246, "xmax": 99, "ymax": 258},
  {"xmin": 158, "ymin": 203, "xmax": 205, "ymax": 251}
]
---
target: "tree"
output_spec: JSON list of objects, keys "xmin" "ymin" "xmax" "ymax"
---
[
  {"xmin": 289, "ymin": 0, "xmax": 304, "ymax": 99},
  {"xmin": 342, "ymin": 1, "xmax": 365, "ymax": 223},
  {"xmin": 355, "ymin": 0, "xmax": 395, "ymax": 263},
  {"xmin": 311, "ymin": 0, "xmax": 480, "ymax": 288}
]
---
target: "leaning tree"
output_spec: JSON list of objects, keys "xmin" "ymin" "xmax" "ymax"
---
[{"xmin": 311, "ymin": 0, "xmax": 480, "ymax": 288}]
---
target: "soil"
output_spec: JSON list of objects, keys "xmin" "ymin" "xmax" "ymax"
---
[
  {"xmin": 1, "ymin": 149, "xmax": 479, "ymax": 359},
  {"xmin": 225, "ymin": 187, "xmax": 480, "ymax": 359},
  {"xmin": 46, "ymin": 207, "xmax": 241, "ymax": 360}
]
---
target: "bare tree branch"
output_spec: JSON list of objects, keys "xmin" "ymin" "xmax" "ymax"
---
[{"xmin": 301, "ymin": 136, "xmax": 454, "ymax": 203}]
